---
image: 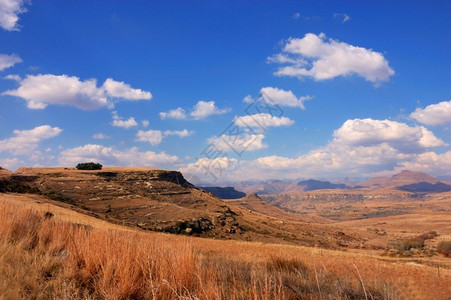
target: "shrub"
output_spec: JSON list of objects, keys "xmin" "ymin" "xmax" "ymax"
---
[
  {"xmin": 389, "ymin": 231, "xmax": 438, "ymax": 252},
  {"xmin": 437, "ymin": 241, "xmax": 451, "ymax": 257},
  {"xmin": 75, "ymin": 162, "xmax": 102, "ymax": 170}
]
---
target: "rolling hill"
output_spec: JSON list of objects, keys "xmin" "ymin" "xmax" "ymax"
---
[{"xmin": 0, "ymin": 167, "xmax": 353, "ymax": 248}]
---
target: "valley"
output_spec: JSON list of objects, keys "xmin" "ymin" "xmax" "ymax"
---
[{"xmin": 1, "ymin": 167, "xmax": 450, "ymax": 299}]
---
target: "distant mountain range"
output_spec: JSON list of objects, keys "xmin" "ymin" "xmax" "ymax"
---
[
  {"xmin": 397, "ymin": 182, "xmax": 451, "ymax": 193},
  {"xmin": 228, "ymin": 170, "xmax": 451, "ymax": 195},
  {"xmin": 358, "ymin": 170, "xmax": 439, "ymax": 188},
  {"xmin": 199, "ymin": 186, "xmax": 246, "ymax": 199},
  {"xmin": 233, "ymin": 179, "xmax": 350, "ymax": 195}
]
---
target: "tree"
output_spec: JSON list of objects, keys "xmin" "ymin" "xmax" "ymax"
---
[{"xmin": 75, "ymin": 162, "xmax": 103, "ymax": 170}]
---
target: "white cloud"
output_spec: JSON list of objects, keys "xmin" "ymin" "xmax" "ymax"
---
[
  {"xmin": 234, "ymin": 113, "xmax": 294, "ymax": 128},
  {"xmin": 0, "ymin": 0, "xmax": 27, "ymax": 31},
  {"xmin": 270, "ymin": 33, "xmax": 394, "ymax": 83},
  {"xmin": 184, "ymin": 143, "xmax": 415, "ymax": 183},
  {"xmin": 159, "ymin": 107, "xmax": 187, "ymax": 120},
  {"xmin": 180, "ymin": 118, "xmax": 449, "ymax": 183},
  {"xmin": 112, "ymin": 118, "xmax": 137, "ymax": 128},
  {"xmin": 0, "ymin": 157, "xmax": 20, "ymax": 170},
  {"xmin": 59, "ymin": 144, "xmax": 179, "ymax": 168},
  {"xmin": 190, "ymin": 100, "xmax": 230, "ymax": 119},
  {"xmin": 266, "ymin": 53, "xmax": 307, "ymax": 66},
  {"xmin": 208, "ymin": 134, "xmax": 267, "ymax": 153},
  {"xmin": 253, "ymin": 87, "xmax": 312, "ymax": 109},
  {"xmin": 136, "ymin": 128, "xmax": 194, "ymax": 145},
  {"xmin": 3, "ymin": 74, "xmax": 20, "ymax": 81},
  {"xmin": 0, "ymin": 125, "xmax": 62, "ymax": 155},
  {"xmin": 92, "ymin": 133, "xmax": 110, "ymax": 140},
  {"xmin": 333, "ymin": 118, "xmax": 446, "ymax": 152},
  {"xmin": 333, "ymin": 13, "xmax": 350, "ymax": 23},
  {"xmin": 142, "ymin": 120, "xmax": 150, "ymax": 128},
  {"xmin": 410, "ymin": 100, "xmax": 451, "ymax": 126},
  {"xmin": 293, "ymin": 12, "xmax": 301, "ymax": 20},
  {"xmin": 111, "ymin": 111, "xmax": 138, "ymax": 129},
  {"xmin": 103, "ymin": 78, "xmax": 152, "ymax": 100},
  {"xmin": 180, "ymin": 156, "xmax": 238, "ymax": 182},
  {"xmin": 0, "ymin": 53, "xmax": 22, "ymax": 71},
  {"xmin": 250, "ymin": 143, "xmax": 411, "ymax": 180},
  {"xmin": 164, "ymin": 129, "xmax": 194, "ymax": 138},
  {"xmin": 396, "ymin": 151, "xmax": 451, "ymax": 177},
  {"xmin": 248, "ymin": 118, "xmax": 446, "ymax": 179},
  {"xmin": 160, "ymin": 101, "xmax": 230, "ymax": 120},
  {"xmin": 2, "ymin": 74, "xmax": 151, "ymax": 110},
  {"xmin": 136, "ymin": 130, "xmax": 163, "ymax": 146}
]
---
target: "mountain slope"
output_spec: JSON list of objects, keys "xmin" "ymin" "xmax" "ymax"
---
[
  {"xmin": 235, "ymin": 179, "xmax": 348, "ymax": 194},
  {"xmin": 200, "ymin": 186, "xmax": 246, "ymax": 199},
  {"xmin": 397, "ymin": 182, "xmax": 451, "ymax": 193},
  {"xmin": 285, "ymin": 179, "xmax": 348, "ymax": 192},
  {"xmin": 0, "ymin": 167, "xmax": 351, "ymax": 248},
  {"xmin": 225, "ymin": 193, "xmax": 331, "ymax": 223},
  {"xmin": 359, "ymin": 170, "xmax": 439, "ymax": 188}
]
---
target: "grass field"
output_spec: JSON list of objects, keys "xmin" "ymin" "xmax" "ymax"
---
[{"xmin": 1, "ymin": 194, "xmax": 449, "ymax": 299}]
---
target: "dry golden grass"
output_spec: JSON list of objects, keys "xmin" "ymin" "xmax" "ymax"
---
[{"xmin": 0, "ymin": 196, "xmax": 449, "ymax": 299}]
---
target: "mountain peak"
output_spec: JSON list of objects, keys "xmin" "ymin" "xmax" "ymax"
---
[
  {"xmin": 360, "ymin": 170, "xmax": 439, "ymax": 188},
  {"xmin": 392, "ymin": 170, "xmax": 438, "ymax": 182}
]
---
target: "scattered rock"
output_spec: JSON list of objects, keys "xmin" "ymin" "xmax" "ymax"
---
[{"xmin": 44, "ymin": 211, "xmax": 54, "ymax": 219}]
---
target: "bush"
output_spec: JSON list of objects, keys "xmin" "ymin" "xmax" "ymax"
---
[
  {"xmin": 437, "ymin": 241, "xmax": 451, "ymax": 257},
  {"xmin": 389, "ymin": 231, "xmax": 439, "ymax": 252},
  {"xmin": 75, "ymin": 162, "xmax": 102, "ymax": 170}
]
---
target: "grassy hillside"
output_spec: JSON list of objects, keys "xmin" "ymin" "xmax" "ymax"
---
[{"xmin": 0, "ymin": 195, "xmax": 449, "ymax": 299}]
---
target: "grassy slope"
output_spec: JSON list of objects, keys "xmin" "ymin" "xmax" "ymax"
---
[{"xmin": 1, "ymin": 194, "xmax": 450, "ymax": 299}]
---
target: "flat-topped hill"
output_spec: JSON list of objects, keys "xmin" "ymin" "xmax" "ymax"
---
[{"xmin": 0, "ymin": 167, "xmax": 349, "ymax": 248}]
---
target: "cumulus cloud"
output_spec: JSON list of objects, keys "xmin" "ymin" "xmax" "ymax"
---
[
  {"xmin": 0, "ymin": 0, "xmax": 28, "ymax": 31},
  {"xmin": 0, "ymin": 157, "xmax": 20, "ymax": 170},
  {"xmin": 180, "ymin": 118, "xmax": 448, "ymax": 182},
  {"xmin": 159, "ymin": 107, "xmax": 187, "ymax": 120},
  {"xmin": 333, "ymin": 118, "xmax": 446, "ymax": 152},
  {"xmin": 251, "ymin": 119, "xmax": 446, "ymax": 179},
  {"xmin": 136, "ymin": 128, "xmax": 194, "ymax": 145},
  {"xmin": 0, "ymin": 125, "xmax": 62, "ymax": 155},
  {"xmin": 245, "ymin": 87, "xmax": 312, "ymax": 109},
  {"xmin": 191, "ymin": 100, "xmax": 230, "ymax": 119},
  {"xmin": 251, "ymin": 143, "xmax": 413, "ymax": 179},
  {"xmin": 270, "ymin": 33, "xmax": 394, "ymax": 83},
  {"xmin": 112, "ymin": 118, "xmax": 137, "ymax": 128},
  {"xmin": 111, "ymin": 111, "xmax": 138, "ymax": 129},
  {"xmin": 142, "ymin": 120, "xmax": 150, "ymax": 128},
  {"xmin": 103, "ymin": 78, "xmax": 152, "ymax": 100},
  {"xmin": 2, "ymin": 74, "xmax": 151, "ymax": 110},
  {"xmin": 136, "ymin": 130, "xmax": 163, "ymax": 146},
  {"xmin": 234, "ymin": 113, "xmax": 294, "ymax": 128},
  {"xmin": 58, "ymin": 144, "xmax": 179, "ymax": 168},
  {"xmin": 164, "ymin": 129, "xmax": 194, "ymax": 138},
  {"xmin": 180, "ymin": 156, "xmax": 238, "ymax": 182},
  {"xmin": 160, "ymin": 101, "xmax": 230, "ymax": 120},
  {"xmin": 208, "ymin": 134, "xmax": 267, "ymax": 153},
  {"xmin": 410, "ymin": 100, "xmax": 451, "ymax": 126},
  {"xmin": 0, "ymin": 53, "xmax": 22, "ymax": 71},
  {"xmin": 396, "ymin": 151, "xmax": 451, "ymax": 177},
  {"xmin": 92, "ymin": 133, "xmax": 110, "ymax": 140}
]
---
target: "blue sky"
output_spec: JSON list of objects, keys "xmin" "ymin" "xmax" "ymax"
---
[{"xmin": 0, "ymin": 0, "xmax": 450, "ymax": 183}]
